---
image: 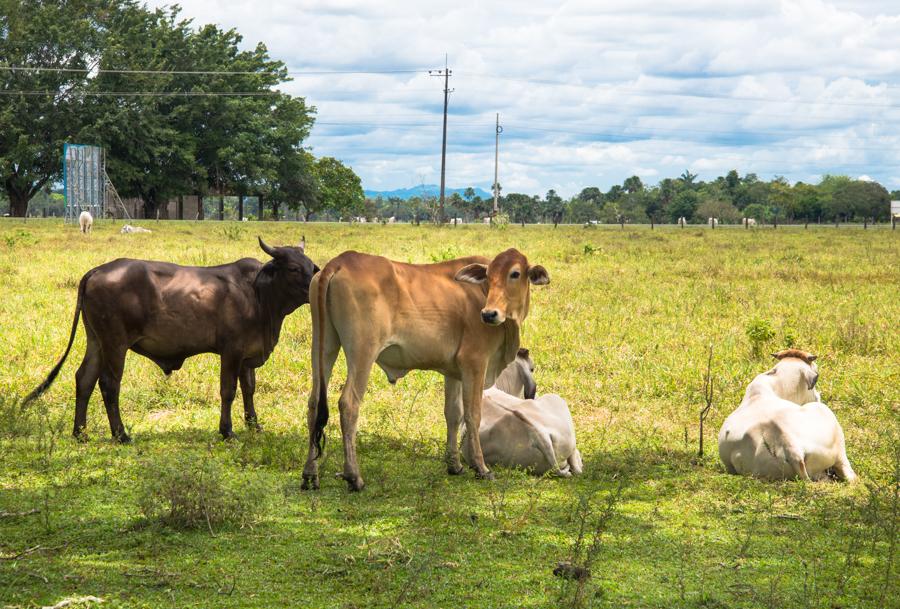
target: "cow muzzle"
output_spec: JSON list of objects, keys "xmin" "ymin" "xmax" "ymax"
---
[{"xmin": 481, "ymin": 308, "xmax": 503, "ymax": 325}]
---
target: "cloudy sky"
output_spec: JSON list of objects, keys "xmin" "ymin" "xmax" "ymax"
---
[{"xmin": 148, "ymin": 0, "xmax": 900, "ymax": 197}]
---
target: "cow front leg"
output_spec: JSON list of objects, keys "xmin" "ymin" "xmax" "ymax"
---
[
  {"xmin": 461, "ymin": 362, "xmax": 493, "ymax": 480},
  {"xmin": 239, "ymin": 366, "xmax": 261, "ymax": 431},
  {"xmin": 219, "ymin": 357, "xmax": 240, "ymax": 440},
  {"xmin": 443, "ymin": 376, "xmax": 464, "ymax": 475},
  {"xmin": 98, "ymin": 347, "xmax": 129, "ymax": 443}
]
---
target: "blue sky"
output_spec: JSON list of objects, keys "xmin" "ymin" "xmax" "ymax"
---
[{"xmin": 149, "ymin": 0, "xmax": 900, "ymax": 197}]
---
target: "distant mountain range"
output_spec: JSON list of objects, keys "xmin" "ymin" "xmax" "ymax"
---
[{"xmin": 364, "ymin": 185, "xmax": 493, "ymax": 201}]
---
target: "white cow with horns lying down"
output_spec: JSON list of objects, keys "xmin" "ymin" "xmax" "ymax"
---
[
  {"xmin": 461, "ymin": 349, "xmax": 583, "ymax": 476},
  {"xmin": 718, "ymin": 349, "xmax": 856, "ymax": 482}
]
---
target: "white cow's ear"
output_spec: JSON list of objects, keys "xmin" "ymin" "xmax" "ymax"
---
[
  {"xmin": 528, "ymin": 265, "xmax": 550, "ymax": 285},
  {"xmin": 455, "ymin": 263, "xmax": 488, "ymax": 283}
]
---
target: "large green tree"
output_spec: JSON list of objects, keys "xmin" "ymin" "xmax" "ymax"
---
[
  {"xmin": 0, "ymin": 0, "xmax": 104, "ymax": 216},
  {"xmin": 315, "ymin": 156, "xmax": 364, "ymax": 221},
  {"xmin": 1, "ymin": 1, "xmax": 316, "ymax": 218}
]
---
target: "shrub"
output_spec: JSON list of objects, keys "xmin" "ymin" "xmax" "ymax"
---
[
  {"xmin": 136, "ymin": 453, "xmax": 269, "ymax": 531},
  {"xmin": 745, "ymin": 318, "xmax": 776, "ymax": 356},
  {"xmin": 221, "ymin": 225, "xmax": 244, "ymax": 241},
  {"xmin": 429, "ymin": 245, "xmax": 463, "ymax": 262}
]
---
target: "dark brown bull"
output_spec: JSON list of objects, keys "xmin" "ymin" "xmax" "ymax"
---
[{"xmin": 24, "ymin": 237, "xmax": 319, "ymax": 442}]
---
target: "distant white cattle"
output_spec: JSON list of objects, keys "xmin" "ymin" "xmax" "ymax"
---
[
  {"xmin": 718, "ymin": 349, "xmax": 856, "ymax": 482},
  {"xmin": 79, "ymin": 210, "xmax": 93, "ymax": 234},
  {"xmin": 387, "ymin": 216, "xmax": 396, "ymax": 224},
  {"xmin": 462, "ymin": 349, "xmax": 583, "ymax": 477},
  {"xmin": 708, "ymin": 217, "xmax": 719, "ymax": 227},
  {"xmin": 484, "ymin": 217, "xmax": 491, "ymax": 224},
  {"xmin": 120, "ymin": 224, "xmax": 152, "ymax": 234},
  {"xmin": 677, "ymin": 217, "xmax": 687, "ymax": 227},
  {"xmin": 742, "ymin": 217, "xmax": 757, "ymax": 227},
  {"xmin": 453, "ymin": 217, "xmax": 463, "ymax": 225}
]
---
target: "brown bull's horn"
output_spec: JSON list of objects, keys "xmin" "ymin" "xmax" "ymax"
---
[
  {"xmin": 258, "ymin": 236, "xmax": 278, "ymax": 258},
  {"xmin": 299, "ymin": 235, "xmax": 306, "ymax": 251}
]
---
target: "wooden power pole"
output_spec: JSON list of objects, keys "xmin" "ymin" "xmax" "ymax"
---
[
  {"xmin": 493, "ymin": 113, "xmax": 502, "ymax": 218},
  {"xmin": 429, "ymin": 56, "xmax": 452, "ymax": 223}
]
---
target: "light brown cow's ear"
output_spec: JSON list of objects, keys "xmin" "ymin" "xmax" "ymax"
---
[
  {"xmin": 528, "ymin": 265, "xmax": 550, "ymax": 285},
  {"xmin": 455, "ymin": 263, "xmax": 488, "ymax": 283}
]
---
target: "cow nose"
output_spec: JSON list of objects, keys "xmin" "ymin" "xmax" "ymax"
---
[{"xmin": 481, "ymin": 309, "xmax": 499, "ymax": 324}]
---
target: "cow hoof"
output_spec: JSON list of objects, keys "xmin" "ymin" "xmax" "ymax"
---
[
  {"xmin": 476, "ymin": 470, "xmax": 496, "ymax": 481},
  {"xmin": 447, "ymin": 464, "xmax": 465, "ymax": 476},
  {"xmin": 342, "ymin": 474, "xmax": 365, "ymax": 492},
  {"xmin": 221, "ymin": 430, "xmax": 237, "ymax": 441},
  {"xmin": 301, "ymin": 474, "xmax": 319, "ymax": 491},
  {"xmin": 247, "ymin": 420, "xmax": 263, "ymax": 433},
  {"xmin": 115, "ymin": 433, "xmax": 132, "ymax": 444},
  {"xmin": 73, "ymin": 430, "xmax": 89, "ymax": 443}
]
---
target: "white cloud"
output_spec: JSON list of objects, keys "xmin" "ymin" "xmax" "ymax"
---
[{"xmin": 147, "ymin": 0, "xmax": 900, "ymax": 196}]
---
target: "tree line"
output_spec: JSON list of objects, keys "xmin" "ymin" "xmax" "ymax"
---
[
  {"xmin": 363, "ymin": 171, "xmax": 895, "ymax": 226},
  {"xmin": 0, "ymin": 0, "xmax": 363, "ymax": 219}
]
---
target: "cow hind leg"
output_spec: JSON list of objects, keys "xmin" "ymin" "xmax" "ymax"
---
[
  {"xmin": 73, "ymin": 335, "xmax": 101, "ymax": 440},
  {"xmin": 98, "ymin": 348, "xmax": 129, "ymax": 443},
  {"xmin": 302, "ymin": 321, "xmax": 340, "ymax": 491},
  {"xmin": 337, "ymin": 354, "xmax": 375, "ymax": 492},
  {"xmin": 239, "ymin": 366, "xmax": 260, "ymax": 431},
  {"xmin": 443, "ymin": 377, "xmax": 464, "ymax": 475}
]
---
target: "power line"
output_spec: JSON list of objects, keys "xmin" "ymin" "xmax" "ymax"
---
[
  {"xmin": 0, "ymin": 90, "xmax": 276, "ymax": 97},
  {"xmin": 10, "ymin": 64, "xmax": 899, "ymax": 109},
  {"xmin": 0, "ymin": 65, "xmax": 431, "ymax": 76}
]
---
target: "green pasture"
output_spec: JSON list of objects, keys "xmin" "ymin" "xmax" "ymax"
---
[{"xmin": 0, "ymin": 219, "xmax": 897, "ymax": 608}]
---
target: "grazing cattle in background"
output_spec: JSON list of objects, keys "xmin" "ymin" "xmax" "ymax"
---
[
  {"xmin": 24, "ymin": 238, "xmax": 319, "ymax": 443},
  {"xmin": 79, "ymin": 211, "xmax": 93, "ymax": 234},
  {"xmin": 678, "ymin": 217, "xmax": 687, "ymax": 227},
  {"xmin": 302, "ymin": 248, "xmax": 550, "ymax": 491},
  {"xmin": 708, "ymin": 217, "xmax": 719, "ymax": 227},
  {"xmin": 718, "ymin": 349, "xmax": 855, "ymax": 482},
  {"xmin": 463, "ymin": 349, "xmax": 583, "ymax": 476},
  {"xmin": 742, "ymin": 217, "xmax": 758, "ymax": 228}
]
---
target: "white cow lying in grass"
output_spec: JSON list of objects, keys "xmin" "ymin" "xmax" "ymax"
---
[
  {"xmin": 718, "ymin": 349, "xmax": 856, "ymax": 482},
  {"xmin": 461, "ymin": 349, "xmax": 583, "ymax": 476},
  {"xmin": 120, "ymin": 224, "xmax": 152, "ymax": 234},
  {"xmin": 79, "ymin": 210, "xmax": 93, "ymax": 234}
]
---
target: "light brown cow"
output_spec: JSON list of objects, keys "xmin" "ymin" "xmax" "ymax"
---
[{"xmin": 301, "ymin": 248, "xmax": 549, "ymax": 491}]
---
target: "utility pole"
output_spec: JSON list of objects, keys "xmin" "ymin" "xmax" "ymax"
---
[
  {"xmin": 493, "ymin": 113, "xmax": 502, "ymax": 218},
  {"xmin": 429, "ymin": 56, "xmax": 452, "ymax": 224}
]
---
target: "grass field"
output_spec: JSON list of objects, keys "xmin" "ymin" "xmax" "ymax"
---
[{"xmin": 0, "ymin": 219, "xmax": 898, "ymax": 609}]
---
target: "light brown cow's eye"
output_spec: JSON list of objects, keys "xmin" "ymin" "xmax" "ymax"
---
[{"xmin": 510, "ymin": 270, "xmax": 521, "ymax": 279}]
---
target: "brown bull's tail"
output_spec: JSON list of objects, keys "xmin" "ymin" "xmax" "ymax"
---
[
  {"xmin": 23, "ymin": 270, "xmax": 94, "ymax": 405},
  {"xmin": 310, "ymin": 264, "xmax": 337, "ymax": 459}
]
